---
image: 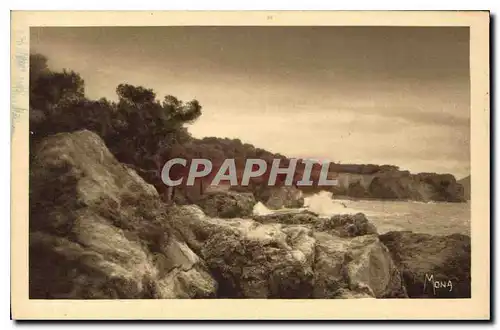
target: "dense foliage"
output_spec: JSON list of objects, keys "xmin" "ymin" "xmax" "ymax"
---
[{"xmin": 29, "ymin": 54, "xmax": 203, "ymax": 197}]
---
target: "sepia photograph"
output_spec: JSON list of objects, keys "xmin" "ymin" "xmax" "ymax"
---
[{"xmin": 11, "ymin": 11, "xmax": 490, "ymax": 320}]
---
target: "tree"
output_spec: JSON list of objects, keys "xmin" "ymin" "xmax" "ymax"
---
[
  {"xmin": 29, "ymin": 53, "xmax": 49, "ymax": 85},
  {"xmin": 116, "ymin": 83, "xmax": 156, "ymax": 105},
  {"xmin": 29, "ymin": 55, "xmax": 204, "ymax": 199},
  {"xmin": 33, "ymin": 70, "xmax": 84, "ymax": 108}
]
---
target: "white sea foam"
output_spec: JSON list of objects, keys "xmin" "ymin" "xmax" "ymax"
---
[
  {"xmin": 303, "ymin": 191, "xmax": 362, "ymax": 217},
  {"xmin": 252, "ymin": 190, "xmax": 365, "ymax": 217}
]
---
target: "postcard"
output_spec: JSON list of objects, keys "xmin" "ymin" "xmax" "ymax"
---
[{"xmin": 11, "ymin": 10, "xmax": 490, "ymax": 320}]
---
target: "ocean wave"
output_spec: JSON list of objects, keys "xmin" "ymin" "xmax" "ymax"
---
[
  {"xmin": 303, "ymin": 191, "xmax": 362, "ymax": 216},
  {"xmin": 253, "ymin": 191, "xmax": 378, "ymax": 217}
]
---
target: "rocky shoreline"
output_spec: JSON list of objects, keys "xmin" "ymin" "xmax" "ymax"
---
[{"xmin": 29, "ymin": 130, "xmax": 471, "ymax": 299}]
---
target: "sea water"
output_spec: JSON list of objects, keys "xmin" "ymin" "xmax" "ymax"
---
[{"xmin": 253, "ymin": 190, "xmax": 470, "ymax": 236}]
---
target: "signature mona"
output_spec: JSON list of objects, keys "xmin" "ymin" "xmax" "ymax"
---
[{"xmin": 423, "ymin": 273, "xmax": 453, "ymax": 295}]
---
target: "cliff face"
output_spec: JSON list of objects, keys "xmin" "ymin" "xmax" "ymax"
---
[
  {"xmin": 458, "ymin": 175, "xmax": 471, "ymax": 200},
  {"xmin": 368, "ymin": 172, "xmax": 465, "ymax": 202},
  {"xmin": 29, "ymin": 130, "xmax": 217, "ymax": 298},
  {"xmin": 329, "ymin": 170, "xmax": 465, "ymax": 202}
]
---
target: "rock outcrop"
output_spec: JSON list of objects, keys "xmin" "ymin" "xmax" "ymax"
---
[
  {"xmin": 252, "ymin": 209, "xmax": 320, "ymax": 225},
  {"xmin": 313, "ymin": 232, "xmax": 406, "ymax": 298},
  {"xmin": 29, "ymin": 130, "xmax": 217, "ymax": 299},
  {"xmin": 369, "ymin": 172, "xmax": 465, "ymax": 203},
  {"xmin": 316, "ymin": 213, "xmax": 378, "ymax": 238},
  {"xmin": 253, "ymin": 211, "xmax": 377, "ymax": 238},
  {"xmin": 379, "ymin": 231, "xmax": 471, "ymax": 298},
  {"xmin": 170, "ymin": 205, "xmax": 406, "ymax": 298},
  {"xmin": 458, "ymin": 175, "xmax": 471, "ymax": 200},
  {"xmin": 194, "ymin": 190, "xmax": 256, "ymax": 218},
  {"xmin": 254, "ymin": 185, "xmax": 305, "ymax": 210},
  {"xmin": 327, "ymin": 171, "xmax": 466, "ymax": 203},
  {"xmin": 29, "ymin": 130, "xmax": 468, "ymax": 300}
]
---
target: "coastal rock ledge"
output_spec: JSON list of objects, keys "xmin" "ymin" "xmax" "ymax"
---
[
  {"xmin": 194, "ymin": 190, "xmax": 256, "ymax": 218},
  {"xmin": 29, "ymin": 130, "xmax": 469, "ymax": 300},
  {"xmin": 170, "ymin": 205, "xmax": 406, "ymax": 298},
  {"xmin": 379, "ymin": 231, "xmax": 471, "ymax": 298}
]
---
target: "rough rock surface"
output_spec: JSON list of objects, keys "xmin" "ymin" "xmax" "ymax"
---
[
  {"xmin": 369, "ymin": 172, "xmax": 466, "ymax": 202},
  {"xmin": 379, "ymin": 231, "xmax": 471, "ymax": 298},
  {"xmin": 458, "ymin": 175, "xmax": 471, "ymax": 200},
  {"xmin": 313, "ymin": 232, "xmax": 406, "ymax": 298},
  {"xmin": 316, "ymin": 213, "xmax": 378, "ymax": 238},
  {"xmin": 29, "ymin": 130, "xmax": 465, "ymax": 300},
  {"xmin": 328, "ymin": 171, "xmax": 465, "ymax": 203},
  {"xmin": 257, "ymin": 186, "xmax": 305, "ymax": 210},
  {"xmin": 194, "ymin": 190, "xmax": 256, "ymax": 218},
  {"xmin": 29, "ymin": 130, "xmax": 217, "ymax": 299},
  {"xmin": 170, "ymin": 205, "xmax": 407, "ymax": 298},
  {"xmin": 252, "ymin": 209, "xmax": 321, "ymax": 226},
  {"xmin": 254, "ymin": 211, "xmax": 378, "ymax": 238}
]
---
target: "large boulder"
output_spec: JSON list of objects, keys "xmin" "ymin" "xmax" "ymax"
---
[
  {"xmin": 194, "ymin": 190, "xmax": 256, "ymax": 218},
  {"xmin": 257, "ymin": 186, "xmax": 305, "ymax": 210},
  {"xmin": 29, "ymin": 130, "xmax": 217, "ymax": 299},
  {"xmin": 203, "ymin": 224, "xmax": 316, "ymax": 298},
  {"xmin": 167, "ymin": 205, "xmax": 315, "ymax": 298},
  {"xmin": 170, "ymin": 205, "xmax": 406, "ymax": 299},
  {"xmin": 316, "ymin": 213, "xmax": 378, "ymax": 238},
  {"xmin": 313, "ymin": 232, "xmax": 406, "ymax": 298},
  {"xmin": 379, "ymin": 231, "xmax": 471, "ymax": 298}
]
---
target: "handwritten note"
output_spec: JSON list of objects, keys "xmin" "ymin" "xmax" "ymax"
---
[{"xmin": 11, "ymin": 31, "xmax": 29, "ymax": 136}]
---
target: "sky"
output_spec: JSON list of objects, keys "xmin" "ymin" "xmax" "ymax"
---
[{"xmin": 30, "ymin": 26, "xmax": 471, "ymax": 179}]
